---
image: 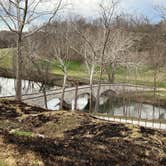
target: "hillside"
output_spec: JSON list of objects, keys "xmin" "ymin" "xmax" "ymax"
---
[{"xmin": 0, "ymin": 99, "xmax": 165, "ymax": 165}]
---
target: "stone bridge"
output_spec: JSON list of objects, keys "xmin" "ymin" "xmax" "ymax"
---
[{"xmin": 5, "ymin": 83, "xmax": 152, "ymax": 108}]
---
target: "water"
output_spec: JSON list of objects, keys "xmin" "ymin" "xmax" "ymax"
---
[
  {"xmin": 0, "ymin": 77, "xmax": 41, "ymax": 97},
  {"xmin": 47, "ymin": 94, "xmax": 89, "ymax": 111},
  {"xmin": 71, "ymin": 94, "xmax": 89, "ymax": 110},
  {"xmin": 47, "ymin": 98, "xmax": 60, "ymax": 110},
  {"xmin": 2, "ymin": 76, "xmax": 164, "ymax": 121},
  {"xmin": 99, "ymin": 97, "xmax": 166, "ymax": 120},
  {"xmin": 47, "ymin": 94, "xmax": 166, "ymax": 121}
]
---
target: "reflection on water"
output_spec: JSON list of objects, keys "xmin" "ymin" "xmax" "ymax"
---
[
  {"xmin": 47, "ymin": 98, "xmax": 60, "ymax": 110},
  {"xmin": 99, "ymin": 97, "xmax": 166, "ymax": 120},
  {"xmin": 71, "ymin": 94, "xmax": 89, "ymax": 110},
  {"xmin": 47, "ymin": 94, "xmax": 89, "ymax": 111},
  {"xmin": 0, "ymin": 77, "xmax": 40, "ymax": 97},
  {"xmin": 47, "ymin": 94, "xmax": 166, "ymax": 121}
]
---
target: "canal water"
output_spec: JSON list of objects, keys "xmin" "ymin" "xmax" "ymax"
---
[
  {"xmin": 47, "ymin": 95, "xmax": 166, "ymax": 121},
  {"xmin": 99, "ymin": 97, "xmax": 166, "ymax": 120},
  {"xmin": 0, "ymin": 77, "xmax": 40, "ymax": 97}
]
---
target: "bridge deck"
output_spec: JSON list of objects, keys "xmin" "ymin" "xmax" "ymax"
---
[{"xmin": 1, "ymin": 83, "xmax": 153, "ymax": 107}]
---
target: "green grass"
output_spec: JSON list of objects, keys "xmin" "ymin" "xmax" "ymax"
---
[
  {"xmin": 115, "ymin": 67, "xmax": 166, "ymax": 88},
  {"xmin": 0, "ymin": 159, "xmax": 7, "ymax": 166},
  {"xmin": 0, "ymin": 48, "xmax": 14, "ymax": 69},
  {"xmin": 0, "ymin": 48, "xmax": 166, "ymax": 88},
  {"xmin": 12, "ymin": 130, "xmax": 33, "ymax": 137}
]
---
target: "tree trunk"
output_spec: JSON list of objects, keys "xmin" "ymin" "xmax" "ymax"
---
[
  {"xmin": 110, "ymin": 63, "xmax": 116, "ymax": 83},
  {"xmin": 89, "ymin": 64, "xmax": 94, "ymax": 112},
  {"xmin": 42, "ymin": 84, "xmax": 48, "ymax": 109},
  {"xmin": 15, "ymin": 35, "xmax": 22, "ymax": 101},
  {"xmin": 106, "ymin": 65, "xmax": 111, "ymax": 82},
  {"xmin": 95, "ymin": 66, "xmax": 103, "ymax": 112},
  {"xmin": 74, "ymin": 83, "xmax": 78, "ymax": 111},
  {"xmin": 153, "ymin": 67, "xmax": 157, "ymax": 123},
  {"xmin": 60, "ymin": 70, "xmax": 67, "ymax": 110}
]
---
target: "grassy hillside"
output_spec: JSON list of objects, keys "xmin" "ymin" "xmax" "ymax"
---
[
  {"xmin": 0, "ymin": 48, "xmax": 14, "ymax": 69},
  {"xmin": 0, "ymin": 48, "xmax": 166, "ymax": 88},
  {"xmin": 0, "ymin": 99, "xmax": 166, "ymax": 165}
]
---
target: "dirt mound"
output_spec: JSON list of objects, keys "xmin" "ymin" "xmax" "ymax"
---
[
  {"xmin": 1, "ymin": 123, "xmax": 166, "ymax": 166},
  {"xmin": 0, "ymin": 99, "xmax": 50, "ymax": 119},
  {"xmin": 0, "ymin": 99, "xmax": 166, "ymax": 166}
]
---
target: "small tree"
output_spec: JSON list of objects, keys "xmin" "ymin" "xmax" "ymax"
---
[
  {"xmin": 50, "ymin": 22, "xmax": 70, "ymax": 110},
  {"xmin": 24, "ymin": 32, "xmax": 53, "ymax": 108},
  {"xmin": 71, "ymin": 17, "xmax": 102, "ymax": 112},
  {"xmin": 95, "ymin": 0, "xmax": 119, "ymax": 112}
]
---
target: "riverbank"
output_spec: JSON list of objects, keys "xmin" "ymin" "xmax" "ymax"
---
[
  {"xmin": 0, "ymin": 67, "xmax": 89, "ymax": 87},
  {"xmin": 0, "ymin": 99, "xmax": 165, "ymax": 165}
]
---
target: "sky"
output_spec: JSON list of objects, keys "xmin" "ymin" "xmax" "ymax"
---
[
  {"xmin": 0, "ymin": 0, "xmax": 165, "ymax": 31},
  {"xmin": 69, "ymin": 0, "xmax": 166, "ymax": 22}
]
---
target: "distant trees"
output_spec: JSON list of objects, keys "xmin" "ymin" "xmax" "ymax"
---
[
  {"xmin": 0, "ymin": 31, "xmax": 16, "ymax": 48},
  {"xmin": 105, "ymin": 28, "xmax": 137, "ymax": 83}
]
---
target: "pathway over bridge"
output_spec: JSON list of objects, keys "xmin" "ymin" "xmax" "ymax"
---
[{"xmin": 5, "ymin": 83, "xmax": 152, "ymax": 107}]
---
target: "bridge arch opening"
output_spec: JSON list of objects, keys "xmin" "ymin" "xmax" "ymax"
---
[
  {"xmin": 100, "ymin": 90, "xmax": 117, "ymax": 97},
  {"xmin": 99, "ymin": 90, "xmax": 117, "ymax": 106},
  {"xmin": 71, "ymin": 93, "xmax": 96, "ymax": 111}
]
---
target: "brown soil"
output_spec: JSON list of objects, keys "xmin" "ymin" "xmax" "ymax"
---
[{"xmin": 0, "ymin": 99, "xmax": 166, "ymax": 166}]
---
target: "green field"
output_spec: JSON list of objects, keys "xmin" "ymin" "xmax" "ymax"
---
[
  {"xmin": 0, "ymin": 48, "xmax": 14, "ymax": 69},
  {"xmin": 0, "ymin": 48, "xmax": 166, "ymax": 88}
]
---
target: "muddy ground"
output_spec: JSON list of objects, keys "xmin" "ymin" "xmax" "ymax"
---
[{"xmin": 0, "ymin": 99, "xmax": 166, "ymax": 166}]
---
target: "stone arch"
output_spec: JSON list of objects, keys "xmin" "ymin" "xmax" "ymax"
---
[
  {"xmin": 70, "ymin": 93, "xmax": 96, "ymax": 111},
  {"xmin": 99, "ymin": 90, "xmax": 117, "ymax": 106},
  {"xmin": 100, "ymin": 89, "xmax": 117, "ymax": 97}
]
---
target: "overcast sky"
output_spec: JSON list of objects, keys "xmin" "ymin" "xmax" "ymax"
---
[
  {"xmin": 0, "ymin": 0, "xmax": 165, "ymax": 31},
  {"xmin": 69, "ymin": 0, "xmax": 165, "ymax": 21}
]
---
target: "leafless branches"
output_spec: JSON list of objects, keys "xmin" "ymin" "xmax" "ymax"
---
[{"xmin": 0, "ymin": 0, "xmax": 63, "ymax": 101}]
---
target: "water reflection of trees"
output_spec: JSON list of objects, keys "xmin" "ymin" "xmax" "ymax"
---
[{"xmin": 98, "ymin": 96, "xmax": 166, "ymax": 121}]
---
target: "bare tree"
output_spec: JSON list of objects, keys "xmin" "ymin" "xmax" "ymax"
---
[
  {"xmin": 50, "ymin": 22, "xmax": 70, "ymax": 110},
  {"xmin": 0, "ymin": 0, "xmax": 63, "ymax": 101},
  {"xmin": 70, "ymin": 1, "xmax": 120, "ymax": 112},
  {"xmin": 105, "ymin": 28, "xmax": 137, "ymax": 83},
  {"xmin": 82, "ymin": 24, "xmax": 102, "ymax": 112},
  {"xmin": 95, "ymin": 0, "xmax": 119, "ymax": 112},
  {"xmin": 155, "ymin": 5, "xmax": 166, "ymax": 21},
  {"xmin": 23, "ymin": 32, "xmax": 53, "ymax": 108},
  {"xmin": 70, "ymin": 17, "xmax": 102, "ymax": 112}
]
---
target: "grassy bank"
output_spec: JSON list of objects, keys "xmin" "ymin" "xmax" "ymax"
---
[
  {"xmin": 0, "ymin": 48, "xmax": 166, "ymax": 88},
  {"xmin": 0, "ymin": 48, "xmax": 13, "ymax": 69}
]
